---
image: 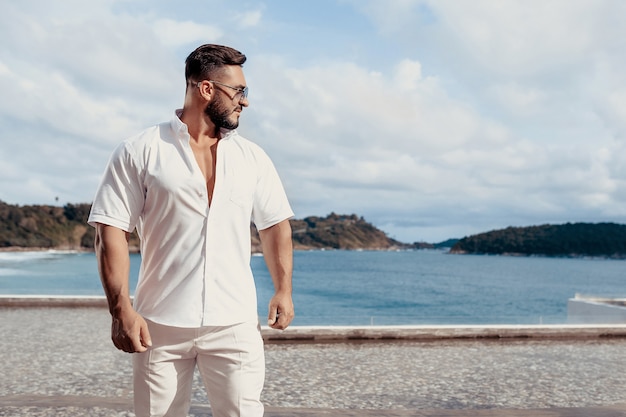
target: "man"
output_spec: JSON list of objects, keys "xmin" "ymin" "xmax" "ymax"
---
[{"xmin": 88, "ymin": 44, "xmax": 294, "ymax": 417}]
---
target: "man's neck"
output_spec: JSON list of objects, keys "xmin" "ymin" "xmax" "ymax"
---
[{"xmin": 180, "ymin": 108, "xmax": 220, "ymax": 143}]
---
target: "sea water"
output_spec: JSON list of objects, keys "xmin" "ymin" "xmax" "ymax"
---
[{"xmin": 1, "ymin": 249, "xmax": 624, "ymax": 325}]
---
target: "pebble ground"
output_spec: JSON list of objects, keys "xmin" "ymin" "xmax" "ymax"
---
[{"xmin": 2, "ymin": 307, "xmax": 626, "ymax": 416}]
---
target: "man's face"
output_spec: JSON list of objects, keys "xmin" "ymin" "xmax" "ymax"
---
[{"xmin": 204, "ymin": 65, "xmax": 248, "ymax": 130}]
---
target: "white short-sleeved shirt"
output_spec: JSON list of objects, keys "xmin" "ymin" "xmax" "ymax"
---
[{"xmin": 88, "ymin": 110, "xmax": 294, "ymax": 327}]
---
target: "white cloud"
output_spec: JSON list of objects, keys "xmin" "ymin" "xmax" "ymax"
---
[
  {"xmin": 236, "ymin": 10, "xmax": 263, "ymax": 29},
  {"xmin": 2, "ymin": 0, "xmax": 626, "ymax": 242},
  {"xmin": 487, "ymin": 83, "xmax": 547, "ymax": 117},
  {"xmin": 153, "ymin": 19, "xmax": 222, "ymax": 47},
  {"xmin": 246, "ymin": 57, "xmax": 553, "ymax": 229},
  {"xmin": 394, "ymin": 59, "xmax": 422, "ymax": 89},
  {"xmin": 0, "ymin": 1, "xmax": 182, "ymax": 205},
  {"xmin": 424, "ymin": 0, "xmax": 615, "ymax": 77}
]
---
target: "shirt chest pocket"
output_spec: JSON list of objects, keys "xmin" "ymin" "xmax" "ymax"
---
[{"xmin": 226, "ymin": 166, "xmax": 256, "ymax": 209}]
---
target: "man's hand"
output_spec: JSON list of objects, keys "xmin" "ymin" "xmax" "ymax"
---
[
  {"xmin": 111, "ymin": 307, "xmax": 152, "ymax": 353},
  {"xmin": 267, "ymin": 291, "xmax": 294, "ymax": 330}
]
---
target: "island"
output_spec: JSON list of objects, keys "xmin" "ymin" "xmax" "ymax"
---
[
  {"xmin": 450, "ymin": 222, "xmax": 626, "ymax": 258},
  {"xmin": 4, "ymin": 201, "xmax": 624, "ymax": 257},
  {"xmin": 0, "ymin": 201, "xmax": 446, "ymax": 252}
]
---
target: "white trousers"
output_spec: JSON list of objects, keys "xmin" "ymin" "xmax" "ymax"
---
[{"xmin": 133, "ymin": 320, "xmax": 265, "ymax": 417}]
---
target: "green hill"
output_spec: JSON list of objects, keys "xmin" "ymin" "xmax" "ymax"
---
[
  {"xmin": 0, "ymin": 201, "xmax": 405, "ymax": 251},
  {"xmin": 450, "ymin": 222, "xmax": 626, "ymax": 257},
  {"xmin": 286, "ymin": 213, "xmax": 405, "ymax": 251},
  {"xmin": 0, "ymin": 201, "xmax": 95, "ymax": 250}
]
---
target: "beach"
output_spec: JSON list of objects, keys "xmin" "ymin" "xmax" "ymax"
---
[{"xmin": 2, "ymin": 306, "xmax": 626, "ymax": 416}]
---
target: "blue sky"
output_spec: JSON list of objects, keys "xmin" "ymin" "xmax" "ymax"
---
[{"xmin": 1, "ymin": 0, "xmax": 626, "ymax": 243}]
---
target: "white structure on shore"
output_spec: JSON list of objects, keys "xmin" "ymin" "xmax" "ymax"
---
[{"xmin": 567, "ymin": 294, "xmax": 626, "ymax": 324}]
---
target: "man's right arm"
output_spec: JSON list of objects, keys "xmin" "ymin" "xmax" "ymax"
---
[{"xmin": 94, "ymin": 223, "xmax": 151, "ymax": 353}]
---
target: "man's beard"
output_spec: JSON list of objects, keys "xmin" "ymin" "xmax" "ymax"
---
[{"xmin": 205, "ymin": 98, "xmax": 239, "ymax": 130}]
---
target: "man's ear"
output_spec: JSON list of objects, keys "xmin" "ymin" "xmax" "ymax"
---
[{"xmin": 196, "ymin": 80, "xmax": 214, "ymax": 101}]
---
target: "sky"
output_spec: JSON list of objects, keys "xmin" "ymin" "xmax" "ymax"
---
[{"xmin": 2, "ymin": 0, "xmax": 626, "ymax": 243}]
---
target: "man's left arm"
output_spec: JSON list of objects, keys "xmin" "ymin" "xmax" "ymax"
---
[{"xmin": 259, "ymin": 219, "xmax": 294, "ymax": 330}]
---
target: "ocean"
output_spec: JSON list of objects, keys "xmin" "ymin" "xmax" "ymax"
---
[{"xmin": 0, "ymin": 249, "xmax": 624, "ymax": 325}]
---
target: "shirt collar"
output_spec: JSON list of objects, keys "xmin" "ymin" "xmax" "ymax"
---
[
  {"xmin": 172, "ymin": 109, "xmax": 188, "ymax": 139},
  {"xmin": 172, "ymin": 109, "xmax": 237, "ymax": 141}
]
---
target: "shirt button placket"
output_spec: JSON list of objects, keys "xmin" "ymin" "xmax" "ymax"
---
[{"xmin": 201, "ymin": 201, "xmax": 211, "ymax": 326}]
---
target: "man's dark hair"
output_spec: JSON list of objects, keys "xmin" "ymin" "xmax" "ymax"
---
[{"xmin": 185, "ymin": 44, "xmax": 247, "ymax": 84}]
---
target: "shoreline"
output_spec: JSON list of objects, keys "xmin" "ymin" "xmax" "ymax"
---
[
  {"xmin": 0, "ymin": 245, "xmax": 421, "ymax": 253},
  {"xmin": 4, "ymin": 246, "xmax": 626, "ymax": 259},
  {"xmin": 0, "ymin": 246, "xmax": 91, "ymax": 252},
  {"xmin": 2, "ymin": 295, "xmax": 626, "ymax": 343}
]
